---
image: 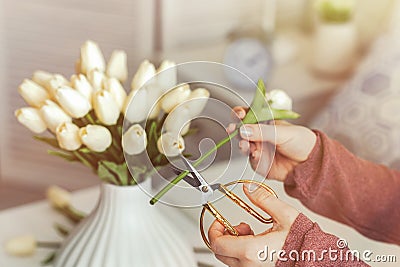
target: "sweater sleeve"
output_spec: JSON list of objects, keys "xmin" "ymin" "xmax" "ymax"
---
[
  {"xmin": 276, "ymin": 213, "xmax": 370, "ymax": 267},
  {"xmin": 284, "ymin": 130, "xmax": 400, "ymax": 245}
]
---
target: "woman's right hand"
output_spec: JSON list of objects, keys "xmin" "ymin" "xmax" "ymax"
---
[{"xmin": 228, "ymin": 107, "xmax": 317, "ymax": 182}]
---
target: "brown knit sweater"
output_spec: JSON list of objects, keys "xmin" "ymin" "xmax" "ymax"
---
[{"xmin": 277, "ymin": 131, "xmax": 400, "ymax": 266}]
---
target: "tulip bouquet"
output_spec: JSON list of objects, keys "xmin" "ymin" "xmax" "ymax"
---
[{"xmin": 15, "ymin": 40, "xmax": 209, "ymax": 186}]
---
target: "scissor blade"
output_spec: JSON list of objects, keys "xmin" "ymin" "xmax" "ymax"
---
[
  {"xmin": 171, "ymin": 166, "xmax": 220, "ymax": 192},
  {"xmin": 171, "ymin": 167, "xmax": 201, "ymax": 189}
]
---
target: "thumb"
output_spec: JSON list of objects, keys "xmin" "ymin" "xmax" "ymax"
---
[{"xmin": 243, "ymin": 184, "xmax": 298, "ymax": 227}]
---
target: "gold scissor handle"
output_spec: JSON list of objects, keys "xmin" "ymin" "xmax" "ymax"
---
[{"xmin": 200, "ymin": 179, "xmax": 278, "ymax": 249}]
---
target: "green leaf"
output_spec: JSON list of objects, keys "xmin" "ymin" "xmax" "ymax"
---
[
  {"xmin": 41, "ymin": 251, "xmax": 56, "ymax": 266},
  {"xmin": 98, "ymin": 160, "xmax": 129, "ymax": 185},
  {"xmin": 148, "ymin": 121, "xmax": 158, "ymax": 142},
  {"xmin": 72, "ymin": 151, "xmax": 94, "ymax": 169},
  {"xmin": 78, "ymin": 147, "xmax": 92, "ymax": 153},
  {"xmin": 34, "ymin": 136, "xmax": 59, "ymax": 149},
  {"xmin": 53, "ymin": 223, "xmax": 70, "ymax": 237},
  {"xmin": 250, "ymin": 79, "xmax": 267, "ymax": 110},
  {"xmin": 48, "ymin": 150, "xmax": 78, "ymax": 162}
]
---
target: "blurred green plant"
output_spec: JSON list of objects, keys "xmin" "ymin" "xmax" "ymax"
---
[{"xmin": 315, "ymin": 0, "xmax": 355, "ymax": 23}]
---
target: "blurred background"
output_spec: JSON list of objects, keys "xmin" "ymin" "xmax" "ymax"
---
[{"xmin": 0, "ymin": 0, "xmax": 399, "ymax": 224}]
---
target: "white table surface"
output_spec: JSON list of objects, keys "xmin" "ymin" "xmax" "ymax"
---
[{"xmin": 0, "ymin": 185, "xmax": 224, "ymax": 267}]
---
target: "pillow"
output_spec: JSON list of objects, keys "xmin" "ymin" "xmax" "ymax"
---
[{"xmin": 311, "ymin": 34, "xmax": 400, "ymax": 170}]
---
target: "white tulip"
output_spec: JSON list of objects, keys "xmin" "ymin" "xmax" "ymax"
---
[
  {"xmin": 46, "ymin": 185, "xmax": 71, "ymax": 209},
  {"xmin": 70, "ymin": 74, "xmax": 93, "ymax": 103},
  {"xmin": 106, "ymin": 50, "xmax": 128, "ymax": 82},
  {"xmin": 130, "ymin": 60, "xmax": 156, "ymax": 91},
  {"xmin": 56, "ymin": 122, "xmax": 81, "ymax": 151},
  {"xmin": 32, "ymin": 70, "xmax": 52, "ymax": 87},
  {"xmin": 15, "ymin": 107, "xmax": 47, "ymax": 133},
  {"xmin": 79, "ymin": 125, "xmax": 112, "ymax": 152},
  {"xmin": 93, "ymin": 90, "xmax": 120, "ymax": 125},
  {"xmin": 80, "ymin": 40, "xmax": 105, "ymax": 74},
  {"xmin": 55, "ymin": 86, "xmax": 91, "ymax": 118},
  {"xmin": 18, "ymin": 79, "xmax": 49, "ymax": 108},
  {"xmin": 160, "ymin": 84, "xmax": 191, "ymax": 113},
  {"xmin": 157, "ymin": 132, "xmax": 185, "ymax": 157},
  {"xmin": 157, "ymin": 60, "xmax": 177, "ymax": 93},
  {"xmin": 40, "ymin": 100, "xmax": 72, "ymax": 133},
  {"xmin": 122, "ymin": 124, "xmax": 147, "ymax": 155},
  {"xmin": 87, "ymin": 69, "xmax": 106, "ymax": 92},
  {"xmin": 164, "ymin": 106, "xmax": 191, "ymax": 135},
  {"xmin": 184, "ymin": 88, "xmax": 210, "ymax": 116},
  {"xmin": 103, "ymin": 77, "xmax": 127, "ymax": 111},
  {"xmin": 144, "ymin": 84, "xmax": 163, "ymax": 119},
  {"xmin": 124, "ymin": 88, "xmax": 148, "ymax": 123},
  {"xmin": 45, "ymin": 74, "xmax": 70, "ymax": 98},
  {"xmin": 266, "ymin": 89, "xmax": 292, "ymax": 110},
  {"xmin": 5, "ymin": 235, "xmax": 36, "ymax": 256}
]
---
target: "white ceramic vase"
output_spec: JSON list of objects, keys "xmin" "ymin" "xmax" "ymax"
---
[
  {"xmin": 54, "ymin": 179, "xmax": 196, "ymax": 267},
  {"xmin": 312, "ymin": 21, "xmax": 358, "ymax": 76}
]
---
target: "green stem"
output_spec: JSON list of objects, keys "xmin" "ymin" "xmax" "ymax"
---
[{"xmin": 149, "ymin": 129, "xmax": 238, "ymax": 205}]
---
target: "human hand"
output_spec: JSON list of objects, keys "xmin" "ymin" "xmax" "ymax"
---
[
  {"xmin": 208, "ymin": 184, "xmax": 299, "ymax": 267},
  {"xmin": 227, "ymin": 107, "xmax": 316, "ymax": 182}
]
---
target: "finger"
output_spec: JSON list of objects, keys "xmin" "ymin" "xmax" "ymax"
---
[
  {"xmin": 226, "ymin": 123, "xmax": 237, "ymax": 134},
  {"xmin": 223, "ymin": 222, "xmax": 254, "ymax": 236},
  {"xmin": 232, "ymin": 106, "xmax": 248, "ymax": 120},
  {"xmin": 239, "ymin": 124, "xmax": 292, "ymax": 145},
  {"xmin": 243, "ymin": 184, "xmax": 298, "ymax": 227},
  {"xmin": 208, "ymin": 220, "xmax": 251, "ymax": 257},
  {"xmin": 239, "ymin": 140, "xmax": 250, "ymax": 154},
  {"xmin": 215, "ymin": 254, "xmax": 240, "ymax": 266}
]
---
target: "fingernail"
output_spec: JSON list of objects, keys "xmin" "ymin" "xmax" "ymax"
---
[
  {"xmin": 246, "ymin": 183, "xmax": 259, "ymax": 193},
  {"xmin": 252, "ymin": 150, "xmax": 259, "ymax": 159},
  {"xmin": 240, "ymin": 126, "xmax": 253, "ymax": 138},
  {"xmin": 238, "ymin": 110, "xmax": 245, "ymax": 118}
]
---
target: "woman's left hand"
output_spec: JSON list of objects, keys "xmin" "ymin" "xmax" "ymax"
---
[{"xmin": 208, "ymin": 185, "xmax": 299, "ymax": 267}]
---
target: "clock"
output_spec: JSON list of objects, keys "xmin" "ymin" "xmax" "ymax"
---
[{"xmin": 223, "ymin": 37, "xmax": 273, "ymax": 90}]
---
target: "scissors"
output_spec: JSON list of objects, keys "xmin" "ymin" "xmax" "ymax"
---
[{"xmin": 174, "ymin": 154, "xmax": 278, "ymax": 249}]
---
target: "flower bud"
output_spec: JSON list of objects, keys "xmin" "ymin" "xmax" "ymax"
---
[
  {"xmin": 160, "ymin": 84, "xmax": 191, "ymax": 113},
  {"xmin": 124, "ymin": 88, "xmax": 148, "ymax": 123},
  {"xmin": 80, "ymin": 40, "xmax": 105, "ymax": 74},
  {"xmin": 5, "ymin": 235, "xmax": 36, "ymax": 257},
  {"xmin": 70, "ymin": 74, "xmax": 93, "ymax": 103},
  {"xmin": 130, "ymin": 60, "xmax": 155, "ymax": 91},
  {"xmin": 55, "ymin": 86, "xmax": 91, "ymax": 118},
  {"xmin": 106, "ymin": 50, "xmax": 128, "ymax": 82},
  {"xmin": 18, "ymin": 79, "xmax": 49, "ymax": 108},
  {"xmin": 103, "ymin": 77, "xmax": 127, "ymax": 111},
  {"xmin": 56, "ymin": 122, "xmax": 81, "ymax": 151},
  {"xmin": 46, "ymin": 185, "xmax": 71, "ymax": 209},
  {"xmin": 122, "ymin": 124, "xmax": 147, "ymax": 155},
  {"xmin": 164, "ymin": 106, "xmax": 191, "ymax": 135},
  {"xmin": 145, "ymin": 84, "xmax": 163, "ymax": 119},
  {"xmin": 157, "ymin": 132, "xmax": 185, "ymax": 157},
  {"xmin": 40, "ymin": 100, "xmax": 72, "ymax": 133},
  {"xmin": 157, "ymin": 60, "xmax": 177, "ymax": 93},
  {"xmin": 15, "ymin": 107, "xmax": 47, "ymax": 133},
  {"xmin": 185, "ymin": 88, "xmax": 210, "ymax": 116},
  {"xmin": 267, "ymin": 89, "xmax": 292, "ymax": 110},
  {"xmin": 93, "ymin": 90, "xmax": 120, "ymax": 125},
  {"xmin": 87, "ymin": 69, "xmax": 106, "ymax": 92},
  {"xmin": 79, "ymin": 125, "xmax": 112, "ymax": 152},
  {"xmin": 45, "ymin": 74, "xmax": 70, "ymax": 98},
  {"xmin": 32, "ymin": 70, "xmax": 52, "ymax": 87}
]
